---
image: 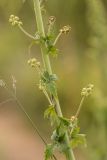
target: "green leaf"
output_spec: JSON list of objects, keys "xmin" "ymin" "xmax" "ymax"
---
[
  {"xmin": 51, "ymin": 127, "xmax": 69, "ymax": 154},
  {"xmin": 46, "ymin": 82, "xmax": 57, "ymax": 97},
  {"xmin": 48, "ymin": 45, "xmax": 59, "ymax": 57},
  {"xmin": 44, "ymin": 105, "xmax": 58, "ymax": 126},
  {"xmin": 50, "ymin": 74, "xmax": 58, "ymax": 81},
  {"xmin": 44, "ymin": 144, "xmax": 54, "ymax": 160},
  {"xmin": 41, "ymin": 71, "xmax": 58, "ymax": 83},
  {"xmin": 44, "ymin": 105, "xmax": 54, "ymax": 118},
  {"xmin": 41, "ymin": 71, "xmax": 57, "ymax": 97},
  {"xmin": 59, "ymin": 117, "xmax": 72, "ymax": 128},
  {"xmin": 71, "ymin": 134, "xmax": 87, "ymax": 148},
  {"xmin": 41, "ymin": 71, "xmax": 50, "ymax": 83},
  {"xmin": 71, "ymin": 126, "xmax": 80, "ymax": 138},
  {"xmin": 51, "ymin": 129, "xmax": 65, "ymax": 143}
]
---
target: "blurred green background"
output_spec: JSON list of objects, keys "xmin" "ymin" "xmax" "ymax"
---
[{"xmin": 0, "ymin": 0, "xmax": 107, "ymax": 160}]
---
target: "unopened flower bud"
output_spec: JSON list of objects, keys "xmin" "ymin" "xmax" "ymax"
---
[
  {"xmin": 27, "ymin": 58, "xmax": 40, "ymax": 68},
  {"xmin": 81, "ymin": 84, "xmax": 94, "ymax": 97},
  {"xmin": 9, "ymin": 14, "xmax": 23, "ymax": 26},
  {"xmin": 31, "ymin": 58, "xmax": 37, "ymax": 63},
  {"xmin": 14, "ymin": 16, "xmax": 19, "ymax": 21},
  {"xmin": 48, "ymin": 16, "xmax": 56, "ymax": 25},
  {"xmin": 60, "ymin": 25, "xmax": 71, "ymax": 34},
  {"xmin": 27, "ymin": 59, "xmax": 31, "ymax": 65},
  {"xmin": 71, "ymin": 116, "xmax": 76, "ymax": 122}
]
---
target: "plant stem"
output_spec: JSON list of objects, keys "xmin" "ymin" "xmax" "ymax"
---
[
  {"xmin": 75, "ymin": 96, "xmax": 85, "ymax": 118},
  {"xmin": 33, "ymin": 0, "xmax": 75, "ymax": 159},
  {"xmin": 18, "ymin": 25, "xmax": 36, "ymax": 40},
  {"xmin": 33, "ymin": 0, "xmax": 52, "ymax": 74},
  {"xmin": 53, "ymin": 32, "xmax": 62, "ymax": 46}
]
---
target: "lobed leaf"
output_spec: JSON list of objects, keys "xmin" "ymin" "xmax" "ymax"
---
[
  {"xmin": 70, "ymin": 134, "xmax": 87, "ymax": 149},
  {"xmin": 45, "ymin": 144, "xmax": 54, "ymax": 160},
  {"xmin": 44, "ymin": 105, "xmax": 59, "ymax": 126}
]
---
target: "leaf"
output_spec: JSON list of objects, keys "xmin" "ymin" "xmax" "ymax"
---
[
  {"xmin": 71, "ymin": 134, "xmax": 87, "ymax": 149},
  {"xmin": 51, "ymin": 129, "xmax": 65, "ymax": 143},
  {"xmin": 71, "ymin": 126, "xmax": 80, "ymax": 138},
  {"xmin": 41, "ymin": 71, "xmax": 50, "ymax": 83},
  {"xmin": 48, "ymin": 45, "xmax": 59, "ymax": 57},
  {"xmin": 46, "ymin": 82, "xmax": 57, "ymax": 97},
  {"xmin": 51, "ymin": 128, "xmax": 68, "ymax": 154},
  {"xmin": 42, "ymin": 35, "xmax": 59, "ymax": 57},
  {"xmin": 59, "ymin": 117, "xmax": 72, "ymax": 128},
  {"xmin": 41, "ymin": 71, "xmax": 58, "ymax": 83},
  {"xmin": 41, "ymin": 71, "xmax": 57, "ymax": 97},
  {"xmin": 45, "ymin": 144, "xmax": 54, "ymax": 160},
  {"xmin": 44, "ymin": 105, "xmax": 54, "ymax": 118},
  {"xmin": 50, "ymin": 74, "xmax": 58, "ymax": 81},
  {"xmin": 44, "ymin": 105, "xmax": 58, "ymax": 126}
]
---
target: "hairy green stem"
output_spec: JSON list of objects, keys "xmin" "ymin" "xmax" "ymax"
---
[
  {"xmin": 33, "ymin": 0, "xmax": 52, "ymax": 74},
  {"xmin": 33, "ymin": 0, "xmax": 75, "ymax": 159}
]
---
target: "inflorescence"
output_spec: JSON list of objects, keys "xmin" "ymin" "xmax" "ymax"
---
[
  {"xmin": 9, "ymin": 15, "xmax": 23, "ymax": 26},
  {"xmin": 48, "ymin": 16, "xmax": 56, "ymax": 25},
  {"xmin": 27, "ymin": 58, "xmax": 41, "ymax": 68},
  {"xmin": 60, "ymin": 25, "xmax": 71, "ymax": 34},
  {"xmin": 81, "ymin": 84, "xmax": 94, "ymax": 97}
]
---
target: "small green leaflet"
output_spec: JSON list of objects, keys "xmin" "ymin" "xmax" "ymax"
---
[
  {"xmin": 42, "ymin": 35, "xmax": 59, "ymax": 56},
  {"xmin": 44, "ymin": 144, "xmax": 54, "ymax": 160},
  {"xmin": 51, "ymin": 129, "xmax": 65, "ymax": 143},
  {"xmin": 70, "ymin": 134, "xmax": 87, "ymax": 148},
  {"xmin": 48, "ymin": 45, "xmax": 59, "ymax": 57},
  {"xmin": 41, "ymin": 71, "xmax": 58, "ymax": 97},
  {"xmin": 71, "ymin": 126, "xmax": 80, "ymax": 138},
  {"xmin": 51, "ymin": 127, "xmax": 68, "ymax": 154},
  {"xmin": 46, "ymin": 82, "xmax": 57, "ymax": 97},
  {"xmin": 44, "ymin": 105, "xmax": 58, "ymax": 126},
  {"xmin": 70, "ymin": 122, "xmax": 87, "ymax": 148},
  {"xmin": 59, "ymin": 117, "xmax": 72, "ymax": 128},
  {"xmin": 41, "ymin": 71, "xmax": 58, "ymax": 83}
]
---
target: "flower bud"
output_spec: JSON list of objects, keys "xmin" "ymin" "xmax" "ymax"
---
[
  {"xmin": 27, "ymin": 59, "xmax": 31, "ymax": 65},
  {"xmin": 48, "ymin": 16, "xmax": 56, "ymax": 25},
  {"xmin": 60, "ymin": 25, "xmax": 71, "ymax": 34},
  {"xmin": 81, "ymin": 84, "xmax": 94, "ymax": 97},
  {"xmin": 71, "ymin": 116, "xmax": 76, "ymax": 122},
  {"xmin": 9, "ymin": 15, "xmax": 23, "ymax": 26},
  {"xmin": 27, "ymin": 58, "xmax": 40, "ymax": 68},
  {"xmin": 31, "ymin": 58, "xmax": 37, "ymax": 63}
]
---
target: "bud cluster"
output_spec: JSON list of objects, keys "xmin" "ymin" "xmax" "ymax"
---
[
  {"xmin": 9, "ymin": 15, "xmax": 23, "ymax": 26},
  {"xmin": 71, "ymin": 116, "xmax": 77, "ymax": 122},
  {"xmin": 60, "ymin": 25, "xmax": 71, "ymax": 34},
  {"xmin": 38, "ymin": 80, "xmax": 44, "ymax": 91},
  {"xmin": 48, "ymin": 16, "xmax": 56, "ymax": 25},
  {"xmin": 81, "ymin": 84, "xmax": 94, "ymax": 97},
  {"xmin": 27, "ymin": 58, "xmax": 41, "ymax": 68}
]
